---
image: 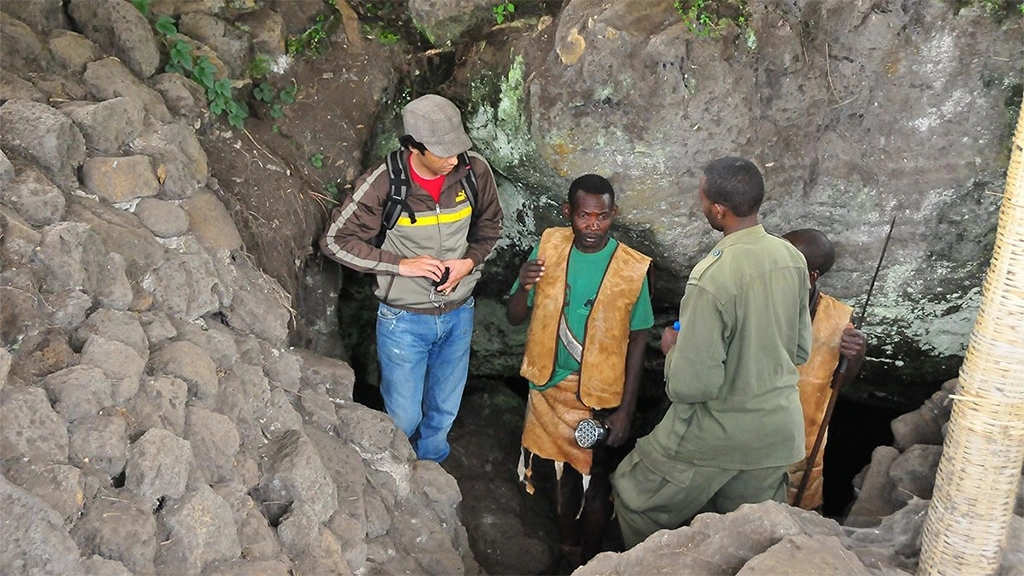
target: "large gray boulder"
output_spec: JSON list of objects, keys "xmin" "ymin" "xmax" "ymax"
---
[
  {"xmin": 82, "ymin": 58, "xmax": 172, "ymax": 123},
  {"xmin": 3, "ymin": 462, "xmax": 84, "ymax": 524},
  {"xmin": 144, "ymin": 236, "xmax": 224, "ymax": 322},
  {"xmin": 71, "ymin": 490, "xmax": 159, "ymax": 574},
  {"xmin": 64, "ymin": 194, "xmax": 168, "ymax": 284},
  {"xmin": 0, "ymin": 385, "xmax": 69, "ymax": 465},
  {"xmin": 47, "ymin": 31, "xmax": 104, "ymax": 74},
  {"xmin": 60, "ymin": 97, "xmax": 146, "ymax": 155},
  {"xmin": 155, "ymin": 485, "xmax": 241, "ymax": 573},
  {"xmin": 67, "ymin": 0, "xmax": 162, "ymax": 78},
  {"xmin": 409, "ymin": 0, "xmax": 496, "ymax": 46},
  {"xmin": 253, "ymin": 429, "xmax": 338, "ymax": 525},
  {"xmin": 81, "ymin": 155, "xmax": 160, "ymax": 203},
  {"xmin": 0, "ymin": 168, "xmax": 66, "ymax": 227},
  {"xmin": 41, "ymin": 365, "xmax": 114, "ymax": 424},
  {"xmin": 124, "ymin": 428, "xmax": 193, "ymax": 508},
  {"xmin": 177, "ymin": 12, "xmax": 252, "ymax": 78},
  {"xmin": 128, "ymin": 121, "xmax": 209, "ymax": 200},
  {"xmin": 2, "ymin": 0, "xmax": 67, "ymax": 34},
  {"xmin": 0, "ymin": 13, "xmax": 46, "ymax": 74},
  {"xmin": 576, "ymin": 501, "xmax": 847, "ymax": 575},
  {"xmin": 0, "ymin": 476, "xmax": 83, "ymax": 576},
  {"xmin": 0, "ymin": 99, "xmax": 86, "ymax": 192}
]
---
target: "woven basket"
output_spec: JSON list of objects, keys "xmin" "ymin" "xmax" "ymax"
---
[{"xmin": 918, "ymin": 108, "xmax": 1024, "ymax": 574}]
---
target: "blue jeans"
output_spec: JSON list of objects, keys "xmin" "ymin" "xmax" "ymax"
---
[{"xmin": 376, "ymin": 297, "xmax": 474, "ymax": 462}]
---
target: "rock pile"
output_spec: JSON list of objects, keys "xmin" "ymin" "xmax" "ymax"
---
[
  {"xmin": 570, "ymin": 379, "xmax": 1023, "ymax": 575},
  {"xmin": 0, "ymin": 1, "xmax": 474, "ymax": 574}
]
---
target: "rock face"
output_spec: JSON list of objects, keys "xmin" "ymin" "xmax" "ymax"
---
[
  {"xmin": 2, "ymin": 1, "xmax": 1021, "ymax": 575},
  {"xmin": 0, "ymin": 7, "xmax": 478, "ymax": 575},
  {"xmin": 455, "ymin": 0, "xmax": 1023, "ymax": 391}
]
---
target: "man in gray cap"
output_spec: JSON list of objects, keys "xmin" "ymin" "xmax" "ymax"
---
[{"xmin": 320, "ymin": 94, "xmax": 503, "ymax": 462}]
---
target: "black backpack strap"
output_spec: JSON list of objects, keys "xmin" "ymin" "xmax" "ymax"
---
[
  {"xmin": 382, "ymin": 150, "xmax": 416, "ymax": 230},
  {"xmin": 458, "ymin": 152, "xmax": 478, "ymax": 214}
]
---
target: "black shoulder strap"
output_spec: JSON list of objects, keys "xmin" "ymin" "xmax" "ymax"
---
[
  {"xmin": 458, "ymin": 152, "xmax": 478, "ymax": 215},
  {"xmin": 382, "ymin": 150, "xmax": 416, "ymax": 231}
]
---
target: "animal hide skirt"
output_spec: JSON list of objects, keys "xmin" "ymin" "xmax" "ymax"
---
[{"xmin": 520, "ymin": 374, "xmax": 593, "ymax": 489}]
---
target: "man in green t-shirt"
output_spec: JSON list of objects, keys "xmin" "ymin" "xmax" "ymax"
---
[{"xmin": 507, "ymin": 174, "xmax": 654, "ymax": 571}]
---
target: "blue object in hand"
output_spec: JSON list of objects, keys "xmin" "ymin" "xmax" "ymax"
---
[{"xmin": 672, "ymin": 320, "xmax": 680, "ymax": 331}]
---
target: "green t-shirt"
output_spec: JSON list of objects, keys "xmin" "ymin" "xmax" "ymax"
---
[{"xmin": 510, "ymin": 237, "xmax": 655, "ymax": 390}]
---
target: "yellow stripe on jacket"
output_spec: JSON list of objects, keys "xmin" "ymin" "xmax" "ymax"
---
[{"xmin": 396, "ymin": 205, "xmax": 472, "ymax": 227}]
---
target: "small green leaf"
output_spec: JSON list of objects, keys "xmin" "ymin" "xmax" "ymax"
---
[
  {"xmin": 310, "ymin": 153, "xmax": 324, "ymax": 169},
  {"xmin": 213, "ymin": 78, "xmax": 233, "ymax": 99},
  {"xmin": 210, "ymin": 98, "xmax": 226, "ymax": 115},
  {"xmin": 254, "ymin": 82, "xmax": 275, "ymax": 103},
  {"xmin": 131, "ymin": 0, "xmax": 151, "ymax": 16},
  {"xmin": 155, "ymin": 15, "xmax": 177, "ymax": 37},
  {"xmin": 226, "ymin": 100, "xmax": 248, "ymax": 128},
  {"xmin": 270, "ymin": 104, "xmax": 285, "ymax": 119},
  {"xmin": 279, "ymin": 83, "xmax": 297, "ymax": 104},
  {"xmin": 192, "ymin": 57, "xmax": 216, "ymax": 88},
  {"xmin": 228, "ymin": 111, "xmax": 245, "ymax": 129},
  {"xmin": 169, "ymin": 40, "xmax": 193, "ymax": 71},
  {"xmin": 272, "ymin": 124, "xmax": 281, "ymax": 133}
]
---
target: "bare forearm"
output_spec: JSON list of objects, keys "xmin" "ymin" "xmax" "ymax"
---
[
  {"xmin": 506, "ymin": 286, "xmax": 531, "ymax": 325},
  {"xmin": 620, "ymin": 330, "xmax": 647, "ymax": 416}
]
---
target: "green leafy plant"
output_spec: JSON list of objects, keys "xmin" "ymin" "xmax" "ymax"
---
[
  {"xmin": 225, "ymin": 100, "xmax": 249, "ymax": 129},
  {"xmin": 132, "ymin": 0, "xmax": 151, "ymax": 16},
  {"xmin": 192, "ymin": 57, "xmax": 217, "ymax": 88},
  {"xmin": 152, "ymin": 16, "xmax": 249, "ymax": 128},
  {"xmin": 310, "ymin": 153, "xmax": 325, "ymax": 169},
  {"xmin": 155, "ymin": 15, "xmax": 178, "ymax": 37},
  {"xmin": 250, "ymin": 79, "xmax": 297, "ymax": 121},
  {"xmin": 673, "ymin": 0, "xmax": 751, "ymax": 40},
  {"xmin": 253, "ymin": 82, "xmax": 275, "ymax": 103},
  {"xmin": 248, "ymin": 53, "xmax": 272, "ymax": 79},
  {"xmin": 287, "ymin": 12, "xmax": 336, "ymax": 56},
  {"xmin": 166, "ymin": 40, "xmax": 193, "ymax": 74},
  {"xmin": 493, "ymin": 1, "xmax": 516, "ymax": 24},
  {"xmin": 360, "ymin": 24, "xmax": 400, "ymax": 45},
  {"xmin": 279, "ymin": 82, "xmax": 297, "ymax": 104},
  {"xmin": 377, "ymin": 30, "xmax": 400, "ymax": 44}
]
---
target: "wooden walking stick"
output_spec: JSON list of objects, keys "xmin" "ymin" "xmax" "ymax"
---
[{"xmin": 793, "ymin": 215, "xmax": 897, "ymax": 509}]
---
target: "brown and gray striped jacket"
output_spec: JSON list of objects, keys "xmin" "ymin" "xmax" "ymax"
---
[{"xmin": 319, "ymin": 149, "xmax": 503, "ymax": 311}]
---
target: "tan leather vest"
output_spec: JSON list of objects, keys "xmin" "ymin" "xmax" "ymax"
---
[
  {"xmin": 520, "ymin": 227, "xmax": 651, "ymax": 409},
  {"xmin": 789, "ymin": 293, "xmax": 853, "ymax": 509}
]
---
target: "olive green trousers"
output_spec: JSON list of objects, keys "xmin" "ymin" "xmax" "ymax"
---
[{"xmin": 611, "ymin": 449, "xmax": 788, "ymax": 549}]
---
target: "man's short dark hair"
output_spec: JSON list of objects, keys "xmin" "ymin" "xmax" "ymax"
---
[
  {"xmin": 399, "ymin": 134, "xmax": 427, "ymax": 155},
  {"xmin": 784, "ymin": 228, "xmax": 836, "ymax": 275},
  {"xmin": 568, "ymin": 174, "xmax": 615, "ymax": 207},
  {"xmin": 702, "ymin": 157, "xmax": 764, "ymax": 217}
]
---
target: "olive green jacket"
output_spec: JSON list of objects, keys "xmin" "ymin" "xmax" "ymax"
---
[{"xmin": 637, "ymin": 225, "xmax": 812, "ymax": 472}]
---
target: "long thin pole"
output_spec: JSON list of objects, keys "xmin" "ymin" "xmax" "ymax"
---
[{"xmin": 793, "ymin": 216, "xmax": 896, "ymax": 508}]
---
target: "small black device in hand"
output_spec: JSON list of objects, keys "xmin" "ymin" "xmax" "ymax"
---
[
  {"xmin": 432, "ymin": 266, "xmax": 450, "ymax": 288},
  {"xmin": 575, "ymin": 418, "xmax": 609, "ymax": 449}
]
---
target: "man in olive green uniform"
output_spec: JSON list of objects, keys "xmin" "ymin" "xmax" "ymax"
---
[{"xmin": 611, "ymin": 157, "xmax": 812, "ymax": 548}]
